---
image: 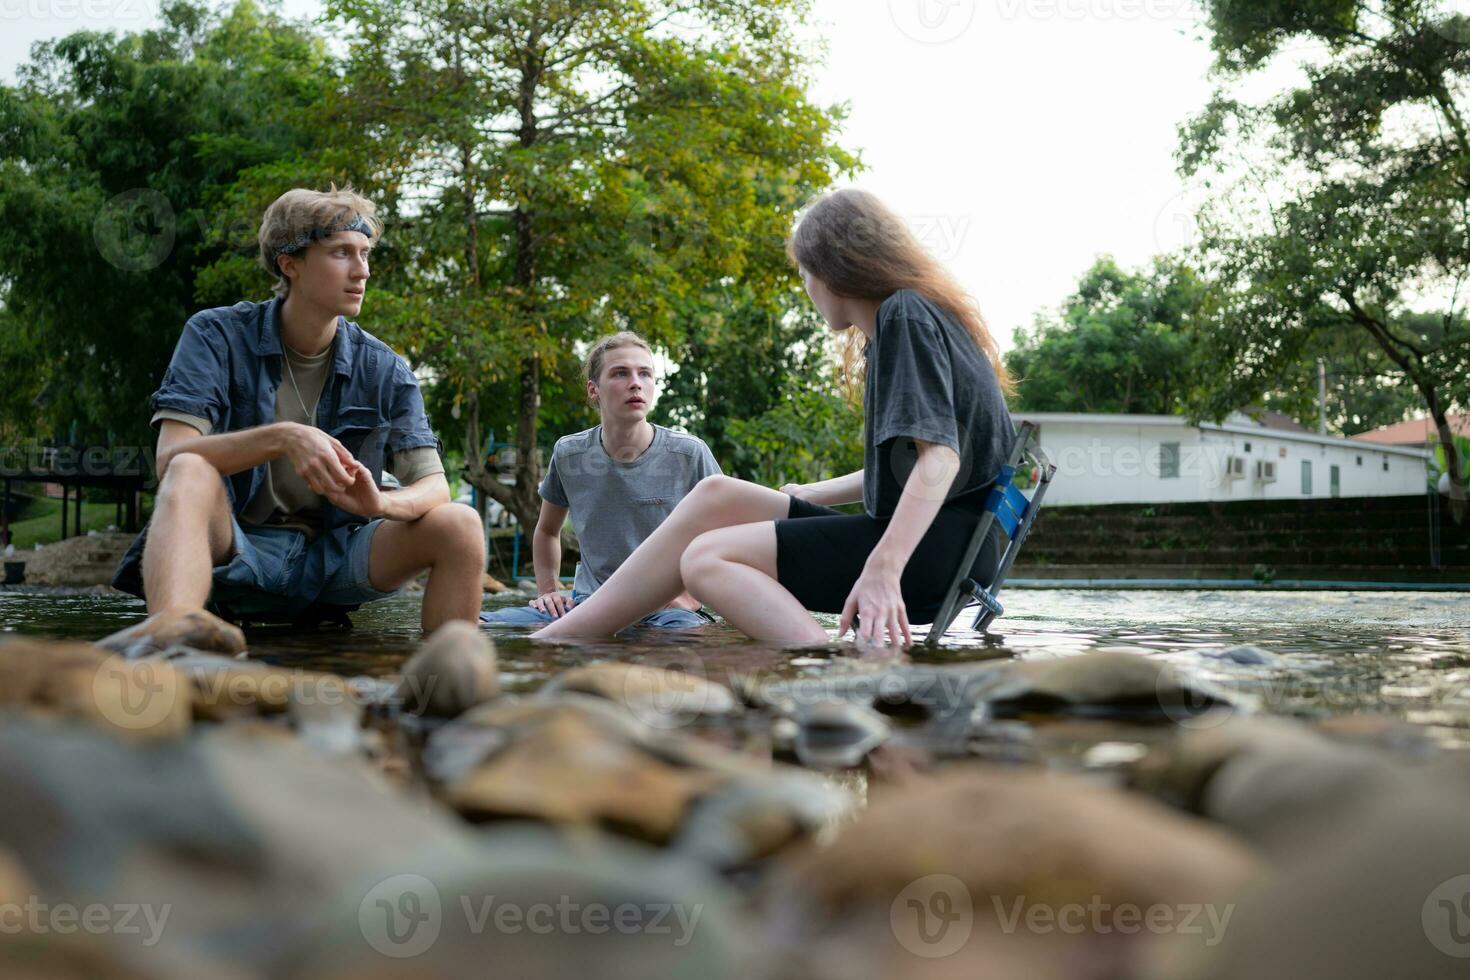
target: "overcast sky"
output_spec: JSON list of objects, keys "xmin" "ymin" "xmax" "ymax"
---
[{"xmin": 2, "ymin": 0, "xmax": 1222, "ymax": 350}]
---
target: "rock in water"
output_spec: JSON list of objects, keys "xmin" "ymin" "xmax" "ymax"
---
[
  {"xmin": 0, "ymin": 716, "xmax": 488, "ymax": 978},
  {"xmin": 1142, "ymin": 760, "xmax": 1470, "ymax": 980},
  {"xmin": 427, "ymin": 695, "xmax": 849, "ymax": 860},
  {"xmin": 540, "ymin": 661, "xmax": 738, "ymax": 726},
  {"xmin": 1206, "ymin": 645, "xmax": 1281, "ymax": 667},
  {"xmin": 0, "ymin": 638, "xmax": 191, "ymax": 739},
  {"xmin": 988, "ymin": 650, "xmax": 1237, "ymax": 721},
  {"xmin": 394, "ymin": 620, "xmax": 500, "ymax": 718},
  {"xmin": 163, "ymin": 650, "xmax": 352, "ymax": 723},
  {"xmin": 791, "ymin": 701, "xmax": 891, "ymax": 769},
  {"xmin": 433, "ymin": 698, "xmax": 725, "ymax": 841},
  {"xmin": 97, "ymin": 608, "xmax": 246, "ymax": 659},
  {"xmin": 762, "ymin": 766, "xmax": 1261, "ymax": 980},
  {"xmin": 1131, "ymin": 717, "xmax": 1397, "ymax": 850},
  {"xmin": 291, "ymin": 826, "xmax": 755, "ymax": 980}
]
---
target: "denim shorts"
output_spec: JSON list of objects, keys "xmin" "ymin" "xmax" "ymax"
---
[
  {"xmin": 480, "ymin": 591, "xmax": 715, "ymax": 630},
  {"xmin": 208, "ymin": 517, "xmax": 400, "ymax": 620}
]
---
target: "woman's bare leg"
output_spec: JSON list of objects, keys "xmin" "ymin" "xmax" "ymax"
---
[
  {"xmin": 531, "ymin": 476, "xmax": 793, "ymax": 638},
  {"xmin": 679, "ymin": 522, "xmax": 829, "ymax": 644}
]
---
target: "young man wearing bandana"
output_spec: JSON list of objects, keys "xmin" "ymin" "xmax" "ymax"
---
[{"xmin": 108, "ymin": 186, "xmax": 484, "ymax": 653}]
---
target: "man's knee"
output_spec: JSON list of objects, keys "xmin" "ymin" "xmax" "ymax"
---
[
  {"xmin": 418, "ymin": 502, "xmax": 485, "ymax": 557},
  {"xmin": 158, "ymin": 453, "xmax": 222, "ymax": 501}
]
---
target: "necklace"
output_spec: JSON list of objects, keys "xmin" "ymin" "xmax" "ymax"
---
[{"xmin": 283, "ymin": 351, "xmax": 322, "ymax": 425}]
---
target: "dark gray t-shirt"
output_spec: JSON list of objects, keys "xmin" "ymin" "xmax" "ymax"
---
[
  {"xmin": 539, "ymin": 424, "xmax": 722, "ymax": 594},
  {"xmin": 863, "ymin": 289, "xmax": 1016, "ymax": 518}
]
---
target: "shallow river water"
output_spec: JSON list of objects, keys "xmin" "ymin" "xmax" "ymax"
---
[{"xmin": 4, "ymin": 585, "xmax": 1468, "ymax": 754}]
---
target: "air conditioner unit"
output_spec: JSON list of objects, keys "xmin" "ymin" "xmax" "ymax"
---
[
  {"xmin": 1224, "ymin": 455, "xmax": 1246, "ymax": 480},
  {"xmin": 1255, "ymin": 460, "xmax": 1278, "ymax": 483}
]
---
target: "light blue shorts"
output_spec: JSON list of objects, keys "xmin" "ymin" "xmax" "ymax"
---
[
  {"xmin": 209, "ymin": 518, "xmax": 399, "ymax": 621},
  {"xmin": 481, "ymin": 591, "xmax": 714, "ymax": 630}
]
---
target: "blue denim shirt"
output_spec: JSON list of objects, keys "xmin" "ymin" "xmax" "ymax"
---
[{"xmin": 148, "ymin": 296, "xmax": 442, "ymax": 532}]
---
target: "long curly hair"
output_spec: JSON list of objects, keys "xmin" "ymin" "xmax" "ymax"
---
[{"xmin": 786, "ymin": 188, "xmax": 1013, "ymax": 397}]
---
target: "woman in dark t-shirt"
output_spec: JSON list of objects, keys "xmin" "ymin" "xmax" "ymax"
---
[{"xmin": 534, "ymin": 188, "xmax": 1016, "ymax": 646}]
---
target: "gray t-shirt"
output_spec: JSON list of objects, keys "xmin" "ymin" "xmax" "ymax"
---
[
  {"xmin": 863, "ymin": 289, "xmax": 1016, "ymax": 519},
  {"xmin": 539, "ymin": 424, "xmax": 721, "ymax": 594},
  {"xmin": 152, "ymin": 342, "xmax": 444, "ymax": 537}
]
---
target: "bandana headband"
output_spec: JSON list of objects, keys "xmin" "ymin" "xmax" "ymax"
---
[{"xmin": 272, "ymin": 214, "xmax": 375, "ymax": 272}]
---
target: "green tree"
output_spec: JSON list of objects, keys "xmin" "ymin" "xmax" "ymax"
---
[
  {"xmin": 0, "ymin": 0, "xmax": 335, "ymax": 452},
  {"xmin": 318, "ymin": 0, "xmax": 856, "ymax": 531},
  {"xmin": 1004, "ymin": 257, "xmax": 1204, "ymax": 414},
  {"xmin": 1179, "ymin": 0, "xmax": 1470, "ymax": 519}
]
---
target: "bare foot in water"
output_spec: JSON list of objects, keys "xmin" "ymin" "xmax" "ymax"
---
[{"xmin": 97, "ymin": 608, "xmax": 245, "ymax": 659}]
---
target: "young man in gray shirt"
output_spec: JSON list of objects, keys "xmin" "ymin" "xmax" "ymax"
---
[{"xmin": 481, "ymin": 332, "xmax": 720, "ymax": 629}]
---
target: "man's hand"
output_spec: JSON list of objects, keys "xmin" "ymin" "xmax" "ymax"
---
[
  {"xmin": 666, "ymin": 591, "xmax": 703, "ymax": 612},
  {"xmin": 324, "ymin": 460, "xmax": 387, "ymax": 518},
  {"xmin": 531, "ymin": 590, "xmax": 575, "ymax": 618},
  {"xmin": 281, "ymin": 422, "xmax": 355, "ymax": 495}
]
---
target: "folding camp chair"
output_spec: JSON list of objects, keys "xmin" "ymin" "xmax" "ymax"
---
[{"xmin": 924, "ymin": 421, "xmax": 1055, "ymax": 647}]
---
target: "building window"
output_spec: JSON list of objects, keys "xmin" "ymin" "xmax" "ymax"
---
[
  {"xmin": 1160, "ymin": 442, "xmax": 1180, "ymax": 479},
  {"xmin": 1356, "ymin": 455, "xmax": 1363, "ymax": 466},
  {"xmin": 1330, "ymin": 464, "xmax": 1340, "ymax": 498},
  {"xmin": 1301, "ymin": 459, "xmax": 1313, "ymax": 495},
  {"xmin": 1383, "ymin": 458, "xmax": 1389, "ymax": 472},
  {"xmin": 1243, "ymin": 441, "xmax": 1252, "ymax": 453}
]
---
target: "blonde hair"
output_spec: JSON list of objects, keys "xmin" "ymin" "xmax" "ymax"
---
[
  {"xmin": 787, "ymin": 189, "xmax": 1014, "ymax": 397},
  {"xmin": 258, "ymin": 184, "xmax": 383, "ymax": 298},
  {"xmin": 584, "ymin": 331, "xmax": 653, "ymax": 386}
]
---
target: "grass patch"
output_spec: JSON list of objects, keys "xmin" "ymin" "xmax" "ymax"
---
[{"xmin": 5, "ymin": 497, "xmax": 127, "ymax": 550}]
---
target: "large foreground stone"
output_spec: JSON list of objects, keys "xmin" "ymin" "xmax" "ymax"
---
[
  {"xmin": 287, "ymin": 827, "xmax": 758, "ymax": 980},
  {"xmin": 761, "ymin": 766, "xmax": 1261, "ymax": 980},
  {"xmin": 0, "ymin": 637, "xmax": 192, "ymax": 738},
  {"xmin": 0, "ymin": 717, "xmax": 485, "ymax": 976}
]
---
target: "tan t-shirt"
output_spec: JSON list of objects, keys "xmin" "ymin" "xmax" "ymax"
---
[{"xmin": 152, "ymin": 342, "xmax": 444, "ymax": 537}]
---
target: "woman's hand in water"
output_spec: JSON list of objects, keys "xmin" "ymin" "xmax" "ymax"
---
[{"xmin": 839, "ymin": 556, "xmax": 911, "ymax": 646}]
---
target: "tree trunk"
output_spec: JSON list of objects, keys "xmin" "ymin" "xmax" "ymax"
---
[{"xmin": 1431, "ymin": 410, "xmax": 1467, "ymax": 526}]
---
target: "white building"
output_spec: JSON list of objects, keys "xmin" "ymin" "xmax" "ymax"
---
[{"xmin": 1015, "ymin": 412, "xmax": 1431, "ymax": 507}]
